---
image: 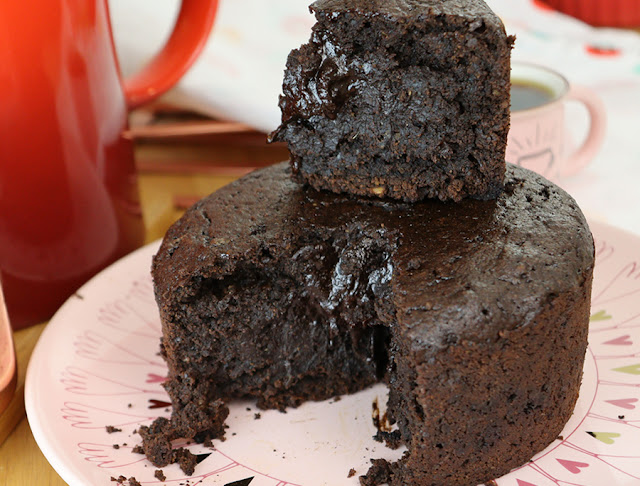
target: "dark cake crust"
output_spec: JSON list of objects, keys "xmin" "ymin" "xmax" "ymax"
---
[
  {"xmin": 151, "ymin": 162, "xmax": 594, "ymax": 485},
  {"xmin": 270, "ymin": 0, "xmax": 515, "ymax": 202}
]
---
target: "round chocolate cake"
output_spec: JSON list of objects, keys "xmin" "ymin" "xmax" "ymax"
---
[{"xmin": 148, "ymin": 162, "xmax": 594, "ymax": 485}]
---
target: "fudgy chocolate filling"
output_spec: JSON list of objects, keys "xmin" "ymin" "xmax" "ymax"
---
[{"xmin": 165, "ymin": 227, "xmax": 398, "ymax": 413}]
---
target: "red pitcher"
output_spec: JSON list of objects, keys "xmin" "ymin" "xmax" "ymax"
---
[{"xmin": 0, "ymin": 0, "xmax": 219, "ymax": 329}]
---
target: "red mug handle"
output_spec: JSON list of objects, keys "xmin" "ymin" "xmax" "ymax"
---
[
  {"xmin": 122, "ymin": 0, "xmax": 220, "ymax": 109},
  {"xmin": 560, "ymin": 84, "xmax": 607, "ymax": 178}
]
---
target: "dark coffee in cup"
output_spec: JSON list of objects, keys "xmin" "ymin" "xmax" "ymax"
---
[
  {"xmin": 507, "ymin": 62, "xmax": 605, "ymax": 183},
  {"xmin": 511, "ymin": 81, "xmax": 556, "ymax": 111}
]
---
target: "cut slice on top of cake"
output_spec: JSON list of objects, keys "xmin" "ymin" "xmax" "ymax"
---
[{"xmin": 270, "ymin": 0, "xmax": 515, "ymax": 202}]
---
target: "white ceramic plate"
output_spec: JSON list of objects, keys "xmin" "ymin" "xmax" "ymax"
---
[{"xmin": 26, "ymin": 220, "xmax": 640, "ymax": 486}]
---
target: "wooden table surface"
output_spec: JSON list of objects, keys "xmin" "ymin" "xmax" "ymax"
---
[{"xmin": 0, "ymin": 130, "xmax": 288, "ymax": 486}]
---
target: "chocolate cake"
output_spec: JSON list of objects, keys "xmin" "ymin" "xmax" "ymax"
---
[
  {"xmin": 148, "ymin": 162, "xmax": 594, "ymax": 485},
  {"xmin": 269, "ymin": 0, "xmax": 515, "ymax": 202}
]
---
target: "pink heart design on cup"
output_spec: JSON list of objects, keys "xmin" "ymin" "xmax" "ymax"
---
[
  {"xmin": 606, "ymin": 398, "xmax": 638, "ymax": 410},
  {"xmin": 557, "ymin": 458, "xmax": 590, "ymax": 474},
  {"xmin": 146, "ymin": 373, "xmax": 167, "ymax": 384},
  {"xmin": 603, "ymin": 335, "xmax": 633, "ymax": 346},
  {"xmin": 517, "ymin": 480, "xmax": 539, "ymax": 486}
]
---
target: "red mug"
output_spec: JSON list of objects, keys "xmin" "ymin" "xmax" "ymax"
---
[{"xmin": 0, "ymin": 0, "xmax": 219, "ymax": 329}]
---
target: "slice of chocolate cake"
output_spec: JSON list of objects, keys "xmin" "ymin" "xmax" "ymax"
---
[
  {"xmin": 147, "ymin": 162, "xmax": 594, "ymax": 485},
  {"xmin": 270, "ymin": 0, "xmax": 515, "ymax": 202}
]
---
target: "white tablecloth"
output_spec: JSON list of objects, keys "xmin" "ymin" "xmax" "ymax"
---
[{"xmin": 110, "ymin": 0, "xmax": 640, "ymax": 236}]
